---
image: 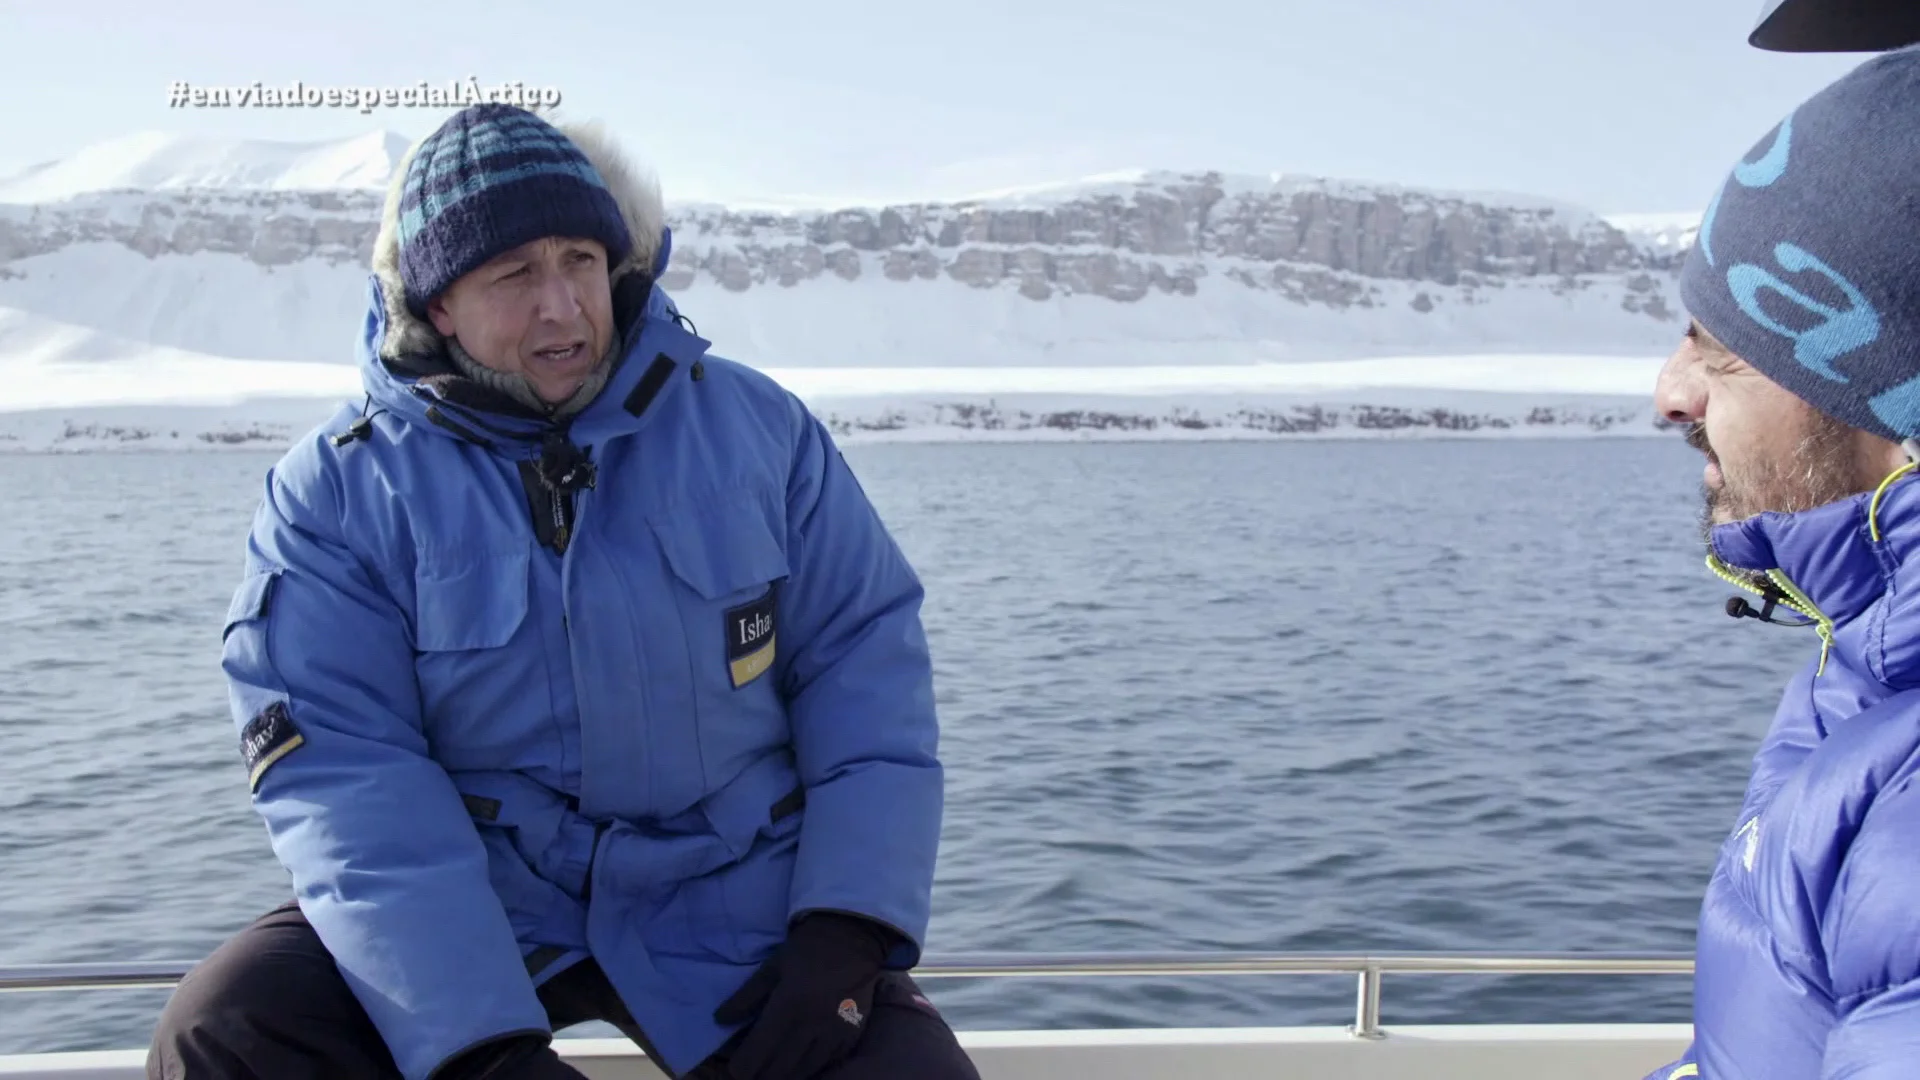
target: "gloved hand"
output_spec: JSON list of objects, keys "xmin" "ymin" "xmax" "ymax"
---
[
  {"xmin": 711, "ymin": 912, "xmax": 899, "ymax": 1079},
  {"xmin": 435, "ymin": 1034, "xmax": 591, "ymax": 1080}
]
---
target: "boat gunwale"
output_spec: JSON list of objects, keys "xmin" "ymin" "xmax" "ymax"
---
[
  {"xmin": 0, "ymin": 949, "xmax": 1695, "ymax": 993},
  {"xmin": 0, "ymin": 948, "xmax": 1694, "ymax": 1040}
]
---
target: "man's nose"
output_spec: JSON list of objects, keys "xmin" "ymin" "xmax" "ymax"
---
[
  {"xmin": 1654, "ymin": 347, "xmax": 1706, "ymax": 425},
  {"xmin": 533, "ymin": 270, "xmax": 582, "ymax": 320}
]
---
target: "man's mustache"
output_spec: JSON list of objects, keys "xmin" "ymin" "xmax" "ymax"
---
[{"xmin": 1685, "ymin": 421, "xmax": 1714, "ymax": 458}]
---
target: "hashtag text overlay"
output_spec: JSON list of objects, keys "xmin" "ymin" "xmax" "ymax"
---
[{"xmin": 167, "ymin": 78, "xmax": 562, "ymax": 113}]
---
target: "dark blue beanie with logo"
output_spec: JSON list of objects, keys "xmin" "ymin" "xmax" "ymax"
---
[
  {"xmin": 1680, "ymin": 44, "xmax": 1920, "ymax": 443},
  {"xmin": 396, "ymin": 102, "xmax": 633, "ymax": 317}
]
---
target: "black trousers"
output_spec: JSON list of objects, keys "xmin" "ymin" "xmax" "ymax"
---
[{"xmin": 147, "ymin": 901, "xmax": 981, "ymax": 1080}]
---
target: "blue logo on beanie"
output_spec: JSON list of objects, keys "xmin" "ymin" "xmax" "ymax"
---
[
  {"xmin": 1734, "ymin": 114, "xmax": 1793, "ymax": 186},
  {"xmin": 1727, "ymin": 243, "xmax": 1880, "ymax": 383},
  {"xmin": 1703, "ymin": 111, "xmax": 1883, "ymax": 389},
  {"xmin": 1698, "ymin": 114, "xmax": 1793, "ymax": 269}
]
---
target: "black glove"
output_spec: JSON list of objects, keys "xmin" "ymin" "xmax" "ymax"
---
[
  {"xmin": 711, "ymin": 912, "xmax": 899, "ymax": 1079},
  {"xmin": 434, "ymin": 1034, "xmax": 591, "ymax": 1080}
]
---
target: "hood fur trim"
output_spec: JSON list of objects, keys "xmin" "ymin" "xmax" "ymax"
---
[{"xmin": 369, "ymin": 116, "xmax": 667, "ymax": 362}]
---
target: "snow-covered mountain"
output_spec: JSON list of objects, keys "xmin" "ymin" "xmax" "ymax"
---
[
  {"xmin": 0, "ymin": 130, "xmax": 1695, "ymax": 448},
  {"xmin": 0, "ymin": 131, "xmax": 413, "ymax": 204}
]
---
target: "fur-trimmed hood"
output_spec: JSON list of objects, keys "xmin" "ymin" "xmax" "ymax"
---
[{"xmin": 367, "ymin": 116, "xmax": 670, "ymax": 364}]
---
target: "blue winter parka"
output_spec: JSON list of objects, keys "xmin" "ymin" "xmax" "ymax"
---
[{"xmin": 218, "ymin": 130, "xmax": 942, "ymax": 1080}]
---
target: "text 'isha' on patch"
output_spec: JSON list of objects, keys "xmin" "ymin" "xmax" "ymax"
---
[{"xmin": 724, "ymin": 585, "xmax": 777, "ymax": 689}]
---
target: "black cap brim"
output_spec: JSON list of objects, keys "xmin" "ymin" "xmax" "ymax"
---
[{"xmin": 1750, "ymin": 0, "xmax": 1920, "ymax": 52}]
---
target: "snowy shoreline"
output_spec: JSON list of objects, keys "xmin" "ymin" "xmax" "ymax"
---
[
  {"xmin": 0, "ymin": 387, "xmax": 1673, "ymax": 454},
  {"xmin": 0, "ymin": 350, "xmax": 1675, "ymax": 453}
]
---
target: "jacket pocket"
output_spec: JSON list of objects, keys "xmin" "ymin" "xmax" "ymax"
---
[
  {"xmin": 651, "ymin": 492, "xmax": 791, "ymax": 695},
  {"xmin": 413, "ymin": 549, "xmax": 531, "ymax": 651},
  {"xmin": 221, "ymin": 568, "xmax": 283, "ymax": 685},
  {"xmin": 471, "ymin": 820, "xmax": 583, "ymax": 950},
  {"xmin": 718, "ymin": 799, "xmax": 805, "ymax": 963},
  {"xmin": 410, "ymin": 548, "xmax": 547, "ymax": 756},
  {"xmin": 674, "ymin": 819, "xmax": 804, "ymax": 967},
  {"xmin": 223, "ymin": 568, "xmax": 280, "ymax": 641},
  {"xmin": 648, "ymin": 490, "xmax": 794, "ymax": 795},
  {"xmin": 651, "ymin": 491, "xmax": 790, "ymax": 604}
]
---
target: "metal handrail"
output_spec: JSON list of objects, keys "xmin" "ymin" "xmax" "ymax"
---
[
  {"xmin": 0, "ymin": 962, "xmax": 197, "ymax": 993},
  {"xmin": 0, "ymin": 950, "xmax": 1693, "ymax": 1039},
  {"xmin": 907, "ymin": 950, "xmax": 1694, "ymax": 977}
]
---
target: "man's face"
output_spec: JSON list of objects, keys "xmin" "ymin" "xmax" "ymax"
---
[
  {"xmin": 1655, "ymin": 321, "xmax": 1898, "ymax": 531},
  {"xmin": 426, "ymin": 236, "xmax": 615, "ymax": 405}
]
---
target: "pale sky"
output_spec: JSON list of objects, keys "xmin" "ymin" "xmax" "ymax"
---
[{"xmin": 0, "ymin": 0, "xmax": 1871, "ymax": 214}]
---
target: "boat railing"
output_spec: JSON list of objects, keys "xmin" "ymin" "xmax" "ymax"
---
[{"xmin": 0, "ymin": 950, "xmax": 1693, "ymax": 1040}]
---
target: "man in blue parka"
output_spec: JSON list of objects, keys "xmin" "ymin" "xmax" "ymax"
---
[
  {"xmin": 146, "ymin": 103, "xmax": 978, "ymax": 1080},
  {"xmin": 1646, "ymin": 44, "xmax": 1920, "ymax": 1079}
]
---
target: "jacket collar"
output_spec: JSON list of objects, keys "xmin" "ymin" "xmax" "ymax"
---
[
  {"xmin": 1707, "ymin": 463, "xmax": 1920, "ymax": 675},
  {"xmin": 1709, "ymin": 487, "xmax": 1890, "ymax": 626}
]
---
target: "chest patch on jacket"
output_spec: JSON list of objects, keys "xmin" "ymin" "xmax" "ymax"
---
[
  {"xmin": 725, "ymin": 587, "xmax": 777, "ymax": 688},
  {"xmin": 240, "ymin": 701, "xmax": 303, "ymax": 791}
]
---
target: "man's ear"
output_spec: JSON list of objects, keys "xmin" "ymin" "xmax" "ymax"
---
[
  {"xmin": 1869, "ymin": 430, "xmax": 1914, "ymax": 478},
  {"xmin": 427, "ymin": 295, "xmax": 456, "ymax": 337}
]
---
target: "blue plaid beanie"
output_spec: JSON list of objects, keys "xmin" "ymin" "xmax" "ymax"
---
[
  {"xmin": 1680, "ymin": 44, "xmax": 1920, "ymax": 442},
  {"xmin": 396, "ymin": 103, "xmax": 633, "ymax": 317}
]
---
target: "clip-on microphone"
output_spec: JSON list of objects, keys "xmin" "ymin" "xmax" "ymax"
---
[{"xmin": 1725, "ymin": 592, "xmax": 1811, "ymax": 626}]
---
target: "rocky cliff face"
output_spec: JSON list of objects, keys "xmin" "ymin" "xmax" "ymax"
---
[
  {"xmin": 664, "ymin": 174, "xmax": 1677, "ymax": 314},
  {"xmin": 0, "ymin": 189, "xmax": 379, "ymax": 272},
  {"xmin": 0, "ymin": 171, "xmax": 1683, "ymax": 322}
]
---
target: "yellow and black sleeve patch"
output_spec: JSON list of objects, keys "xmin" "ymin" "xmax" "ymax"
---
[
  {"xmin": 724, "ymin": 586, "xmax": 777, "ymax": 688},
  {"xmin": 240, "ymin": 701, "xmax": 304, "ymax": 791}
]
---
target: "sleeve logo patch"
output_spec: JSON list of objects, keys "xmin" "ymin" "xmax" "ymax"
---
[
  {"xmin": 240, "ymin": 700, "xmax": 304, "ymax": 791},
  {"xmin": 724, "ymin": 586, "xmax": 777, "ymax": 689}
]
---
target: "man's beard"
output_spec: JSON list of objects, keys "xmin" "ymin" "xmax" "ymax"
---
[{"xmin": 1693, "ymin": 410, "xmax": 1867, "ymax": 548}]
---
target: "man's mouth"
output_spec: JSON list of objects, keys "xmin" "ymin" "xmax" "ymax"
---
[
  {"xmin": 531, "ymin": 342, "xmax": 588, "ymax": 367},
  {"xmin": 1685, "ymin": 423, "xmax": 1722, "ymax": 486}
]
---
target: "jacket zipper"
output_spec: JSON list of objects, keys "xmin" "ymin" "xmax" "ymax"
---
[
  {"xmin": 1705, "ymin": 554, "xmax": 1835, "ymax": 675},
  {"xmin": 551, "ymin": 487, "xmax": 570, "ymax": 553}
]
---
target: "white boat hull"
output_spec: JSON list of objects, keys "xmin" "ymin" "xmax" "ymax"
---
[{"xmin": 0, "ymin": 1024, "xmax": 1691, "ymax": 1079}]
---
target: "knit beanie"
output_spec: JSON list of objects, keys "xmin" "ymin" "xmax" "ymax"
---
[
  {"xmin": 396, "ymin": 103, "xmax": 633, "ymax": 317},
  {"xmin": 1679, "ymin": 44, "xmax": 1920, "ymax": 442}
]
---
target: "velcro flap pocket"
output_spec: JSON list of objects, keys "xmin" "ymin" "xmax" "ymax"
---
[
  {"xmin": 651, "ymin": 491, "xmax": 791, "ymax": 601},
  {"xmin": 223, "ymin": 568, "xmax": 281, "ymax": 641},
  {"xmin": 413, "ymin": 549, "xmax": 531, "ymax": 651}
]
